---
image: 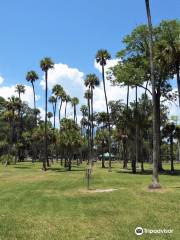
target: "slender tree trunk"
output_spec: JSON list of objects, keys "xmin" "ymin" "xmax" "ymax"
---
[
  {"xmin": 102, "ymin": 65, "xmax": 111, "ymax": 171},
  {"xmin": 31, "ymin": 82, "xmax": 37, "ymax": 124},
  {"xmin": 87, "ymin": 98, "xmax": 91, "ymax": 164},
  {"xmin": 123, "ymin": 85, "xmax": 129, "ymax": 169},
  {"xmin": 59, "ymin": 99, "xmax": 62, "ymax": 126},
  {"xmin": 126, "ymin": 85, "xmax": 129, "ymax": 110},
  {"xmin": 156, "ymin": 87, "xmax": 164, "ymax": 172},
  {"xmin": 43, "ymin": 71, "xmax": 48, "ymax": 170},
  {"xmin": 145, "ymin": 0, "xmax": 161, "ymax": 188},
  {"xmin": 132, "ymin": 86, "xmax": 138, "ymax": 174},
  {"xmin": 65, "ymin": 101, "xmax": 67, "ymax": 118},
  {"xmin": 74, "ymin": 105, "xmax": 76, "ymax": 122},
  {"xmin": 170, "ymin": 135, "xmax": 174, "ymax": 172},
  {"xmin": 75, "ymin": 107, "xmax": 77, "ymax": 124},
  {"xmin": 54, "ymin": 99, "xmax": 57, "ymax": 129},
  {"xmin": 176, "ymin": 63, "xmax": 180, "ymax": 107},
  {"xmin": 90, "ymin": 87, "xmax": 94, "ymax": 162}
]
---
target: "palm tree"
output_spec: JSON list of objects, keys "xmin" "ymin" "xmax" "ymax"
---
[
  {"xmin": 64, "ymin": 94, "xmax": 71, "ymax": 118},
  {"xmin": 40, "ymin": 57, "xmax": 54, "ymax": 170},
  {"xmin": 71, "ymin": 97, "xmax": 79, "ymax": 123},
  {"xmin": 84, "ymin": 74, "xmax": 100, "ymax": 158},
  {"xmin": 80, "ymin": 104, "xmax": 88, "ymax": 115},
  {"xmin": 80, "ymin": 105, "xmax": 88, "ymax": 137},
  {"xmin": 84, "ymin": 90, "xmax": 92, "ymax": 164},
  {"xmin": 15, "ymin": 84, "xmax": 25, "ymax": 160},
  {"xmin": 47, "ymin": 112, "xmax": 53, "ymax": 122},
  {"xmin": 15, "ymin": 84, "xmax": 25, "ymax": 100},
  {"xmin": 26, "ymin": 71, "xmax": 39, "ymax": 123},
  {"xmin": 49, "ymin": 96, "xmax": 57, "ymax": 128},
  {"xmin": 96, "ymin": 49, "xmax": 112, "ymax": 171},
  {"xmin": 5, "ymin": 96, "xmax": 21, "ymax": 155},
  {"xmin": 52, "ymin": 84, "xmax": 64, "ymax": 127},
  {"xmin": 15, "ymin": 84, "xmax": 25, "ymax": 126},
  {"xmin": 145, "ymin": 0, "xmax": 161, "ymax": 188}
]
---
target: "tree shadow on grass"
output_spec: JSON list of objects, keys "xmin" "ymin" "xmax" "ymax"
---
[
  {"xmin": 116, "ymin": 169, "xmax": 180, "ymax": 176},
  {"xmin": 14, "ymin": 165, "xmax": 32, "ymax": 169},
  {"xmin": 48, "ymin": 167, "xmax": 85, "ymax": 173}
]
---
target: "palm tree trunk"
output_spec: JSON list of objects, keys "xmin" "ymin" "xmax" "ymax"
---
[
  {"xmin": 43, "ymin": 71, "xmax": 48, "ymax": 170},
  {"xmin": 170, "ymin": 134, "xmax": 174, "ymax": 172},
  {"xmin": 123, "ymin": 85, "xmax": 129, "ymax": 169},
  {"xmin": 75, "ymin": 107, "xmax": 77, "ymax": 124},
  {"xmin": 31, "ymin": 82, "xmax": 37, "ymax": 124},
  {"xmin": 74, "ymin": 105, "xmax": 76, "ymax": 122},
  {"xmin": 59, "ymin": 99, "xmax": 62, "ymax": 126},
  {"xmin": 90, "ymin": 87, "xmax": 94, "ymax": 161},
  {"xmin": 132, "ymin": 86, "xmax": 138, "ymax": 173},
  {"xmin": 145, "ymin": 0, "xmax": 161, "ymax": 188},
  {"xmin": 87, "ymin": 98, "xmax": 91, "ymax": 164},
  {"xmin": 102, "ymin": 65, "xmax": 111, "ymax": 171},
  {"xmin": 54, "ymin": 99, "xmax": 57, "ymax": 129},
  {"xmin": 65, "ymin": 101, "xmax": 67, "ymax": 118},
  {"xmin": 156, "ymin": 87, "xmax": 164, "ymax": 172},
  {"xmin": 176, "ymin": 63, "xmax": 180, "ymax": 107}
]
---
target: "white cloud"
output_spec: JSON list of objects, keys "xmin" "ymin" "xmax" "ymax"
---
[
  {"xmin": 94, "ymin": 58, "xmax": 120, "ymax": 75},
  {"xmin": 0, "ymin": 85, "xmax": 40, "ymax": 108},
  {"xmin": 40, "ymin": 63, "xmax": 84, "ymax": 91},
  {"xmin": 93, "ymin": 81, "xmax": 146, "ymax": 112},
  {"xmin": 0, "ymin": 76, "xmax": 4, "ymax": 85}
]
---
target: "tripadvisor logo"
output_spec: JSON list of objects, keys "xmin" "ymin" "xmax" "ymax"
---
[
  {"xmin": 135, "ymin": 226, "xmax": 174, "ymax": 236},
  {"xmin": 135, "ymin": 227, "xmax": 143, "ymax": 236}
]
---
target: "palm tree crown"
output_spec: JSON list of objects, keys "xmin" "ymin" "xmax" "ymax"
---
[
  {"xmin": 15, "ymin": 84, "xmax": 25, "ymax": 99},
  {"xmin": 71, "ymin": 97, "xmax": 79, "ymax": 107},
  {"xmin": 40, "ymin": 57, "xmax": 54, "ymax": 72},
  {"xmin": 84, "ymin": 74, "xmax": 100, "ymax": 89},
  {"xmin": 26, "ymin": 71, "xmax": 39, "ymax": 83},
  {"xmin": 96, "ymin": 49, "xmax": 111, "ymax": 66}
]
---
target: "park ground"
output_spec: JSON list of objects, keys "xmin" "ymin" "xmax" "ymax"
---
[{"xmin": 0, "ymin": 161, "xmax": 180, "ymax": 240}]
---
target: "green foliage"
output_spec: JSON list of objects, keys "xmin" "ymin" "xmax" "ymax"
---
[{"xmin": 0, "ymin": 154, "xmax": 15, "ymax": 165}]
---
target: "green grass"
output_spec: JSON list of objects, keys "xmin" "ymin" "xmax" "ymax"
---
[{"xmin": 0, "ymin": 161, "xmax": 180, "ymax": 240}]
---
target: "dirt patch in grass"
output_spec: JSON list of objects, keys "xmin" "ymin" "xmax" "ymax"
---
[
  {"xmin": 145, "ymin": 187, "xmax": 173, "ymax": 193},
  {"xmin": 89, "ymin": 188, "xmax": 118, "ymax": 193}
]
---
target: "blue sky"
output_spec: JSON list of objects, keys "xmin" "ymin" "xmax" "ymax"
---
[{"xmin": 0, "ymin": 0, "xmax": 179, "ymax": 120}]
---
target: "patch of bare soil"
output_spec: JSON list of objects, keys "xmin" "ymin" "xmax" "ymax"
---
[
  {"xmin": 87, "ymin": 188, "xmax": 118, "ymax": 193},
  {"xmin": 145, "ymin": 187, "xmax": 173, "ymax": 193}
]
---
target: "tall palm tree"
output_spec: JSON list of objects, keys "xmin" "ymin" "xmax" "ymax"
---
[
  {"xmin": 84, "ymin": 90, "xmax": 92, "ymax": 164},
  {"xmin": 15, "ymin": 84, "xmax": 25, "ymax": 100},
  {"xmin": 15, "ymin": 84, "xmax": 25, "ymax": 160},
  {"xmin": 80, "ymin": 105, "xmax": 88, "ymax": 136},
  {"xmin": 145, "ymin": 0, "xmax": 161, "ymax": 188},
  {"xmin": 40, "ymin": 57, "xmax": 54, "ymax": 170},
  {"xmin": 52, "ymin": 84, "xmax": 64, "ymax": 127},
  {"xmin": 26, "ymin": 71, "xmax": 39, "ymax": 123},
  {"xmin": 5, "ymin": 96, "xmax": 21, "ymax": 150},
  {"xmin": 47, "ymin": 112, "xmax": 53, "ymax": 122},
  {"xmin": 15, "ymin": 84, "xmax": 25, "ymax": 125},
  {"xmin": 80, "ymin": 105, "xmax": 88, "ymax": 118},
  {"xmin": 96, "ymin": 49, "xmax": 112, "ymax": 171},
  {"xmin": 71, "ymin": 97, "xmax": 79, "ymax": 123},
  {"xmin": 64, "ymin": 94, "xmax": 71, "ymax": 118},
  {"xmin": 49, "ymin": 96, "xmax": 57, "ymax": 128},
  {"xmin": 84, "ymin": 74, "xmax": 100, "ymax": 158}
]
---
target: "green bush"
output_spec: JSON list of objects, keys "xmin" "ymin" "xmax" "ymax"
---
[{"xmin": 0, "ymin": 154, "xmax": 15, "ymax": 165}]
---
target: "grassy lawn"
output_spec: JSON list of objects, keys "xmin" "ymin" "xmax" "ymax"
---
[{"xmin": 0, "ymin": 161, "xmax": 180, "ymax": 240}]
